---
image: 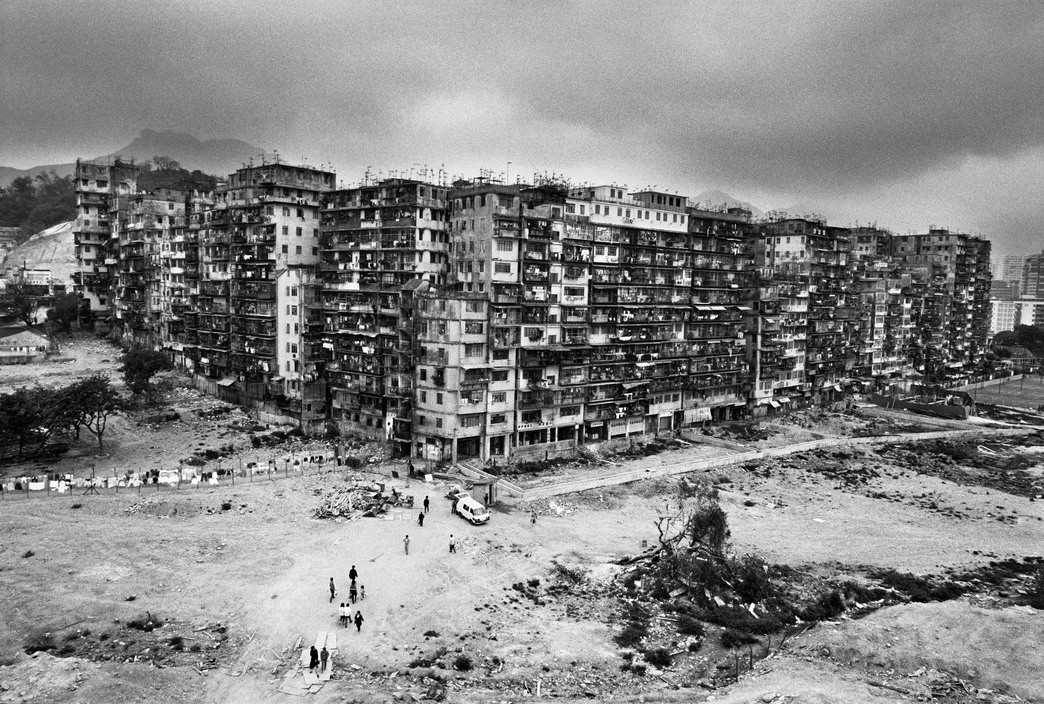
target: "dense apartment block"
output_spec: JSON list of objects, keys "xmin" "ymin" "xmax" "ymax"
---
[
  {"xmin": 180, "ymin": 162, "xmax": 336, "ymax": 424},
  {"xmin": 319, "ymin": 179, "xmax": 450, "ymax": 453},
  {"xmin": 73, "ymin": 153, "xmax": 995, "ymax": 462},
  {"xmin": 893, "ymin": 229, "xmax": 992, "ymax": 379}
]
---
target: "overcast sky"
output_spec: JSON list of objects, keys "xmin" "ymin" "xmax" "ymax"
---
[{"xmin": 2, "ymin": 1, "xmax": 1042, "ymax": 260}]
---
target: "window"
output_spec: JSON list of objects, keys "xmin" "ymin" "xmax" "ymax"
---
[
  {"xmin": 282, "ymin": 226, "xmax": 289, "ymax": 235},
  {"xmin": 566, "ymin": 203, "xmax": 575, "ymax": 214},
  {"xmin": 491, "ymin": 391, "xmax": 506, "ymax": 403},
  {"xmin": 579, "ymin": 204, "xmax": 586, "ymax": 215},
  {"xmin": 436, "ymin": 393, "xmax": 443, "ymax": 405},
  {"xmin": 493, "ymin": 349, "xmax": 508, "ymax": 361},
  {"xmin": 560, "ymin": 405, "xmax": 579, "ymax": 417},
  {"xmin": 479, "ymin": 195, "xmax": 486, "ymax": 207},
  {"xmin": 435, "ymin": 418, "xmax": 443, "ymax": 429},
  {"xmin": 496, "ymin": 240, "xmax": 514, "ymax": 252},
  {"xmin": 465, "ymin": 322, "xmax": 484, "ymax": 334},
  {"xmin": 521, "ymin": 410, "xmax": 541, "ymax": 424},
  {"xmin": 464, "ymin": 343, "xmax": 484, "ymax": 358},
  {"xmin": 420, "ymin": 391, "xmax": 427, "ymax": 403},
  {"xmin": 465, "ymin": 300, "xmax": 485, "ymax": 313},
  {"xmin": 461, "ymin": 414, "xmax": 481, "ymax": 427},
  {"xmin": 492, "ymin": 370, "xmax": 508, "ymax": 381},
  {"xmin": 282, "ymin": 244, "xmax": 288, "ymax": 253},
  {"xmin": 297, "ymin": 208, "xmax": 304, "ymax": 218},
  {"xmin": 491, "ymin": 413, "xmax": 506, "ymax": 424},
  {"xmin": 296, "ymin": 245, "xmax": 302, "ymax": 254},
  {"xmin": 312, "ymin": 247, "xmax": 318, "ymax": 255},
  {"xmin": 296, "ymin": 227, "xmax": 303, "ymax": 236},
  {"xmin": 419, "ymin": 368, "xmax": 427, "ymax": 381},
  {"xmin": 495, "ymin": 262, "xmax": 511, "ymax": 274}
]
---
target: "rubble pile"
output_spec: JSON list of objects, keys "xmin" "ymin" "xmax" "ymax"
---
[
  {"xmin": 312, "ymin": 478, "xmax": 415, "ymax": 519},
  {"xmin": 20, "ymin": 616, "xmax": 232, "ymax": 673}
]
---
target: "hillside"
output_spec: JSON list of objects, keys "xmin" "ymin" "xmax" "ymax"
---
[
  {"xmin": 1, "ymin": 130, "xmax": 262, "ymax": 186},
  {"xmin": 0, "ymin": 220, "xmax": 76, "ymax": 281}
]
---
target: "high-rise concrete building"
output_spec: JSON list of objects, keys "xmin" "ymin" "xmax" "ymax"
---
[
  {"xmin": 893, "ymin": 229, "xmax": 992, "ymax": 381},
  {"xmin": 319, "ymin": 178, "xmax": 450, "ymax": 451},
  {"xmin": 73, "ymin": 158, "xmax": 138, "ymax": 322}
]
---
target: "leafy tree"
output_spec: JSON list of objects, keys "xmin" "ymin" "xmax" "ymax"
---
[
  {"xmin": 0, "ymin": 279, "xmax": 37, "ymax": 326},
  {"xmin": 0, "ymin": 172, "xmax": 75, "ymax": 243},
  {"xmin": 67, "ymin": 375, "xmax": 122, "ymax": 452},
  {"xmin": 46, "ymin": 293, "xmax": 81, "ymax": 332},
  {"xmin": 152, "ymin": 156, "xmax": 182, "ymax": 171},
  {"xmin": 121, "ymin": 347, "xmax": 172, "ymax": 396},
  {"xmin": 137, "ymin": 157, "xmax": 217, "ymax": 193},
  {"xmin": 0, "ymin": 386, "xmax": 75, "ymax": 460}
]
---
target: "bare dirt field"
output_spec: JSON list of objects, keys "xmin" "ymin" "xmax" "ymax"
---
[{"xmin": 1, "ymin": 336, "xmax": 1043, "ymax": 704}]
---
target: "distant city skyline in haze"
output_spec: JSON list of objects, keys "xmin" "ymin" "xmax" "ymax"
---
[{"xmin": 1, "ymin": 0, "xmax": 1042, "ymax": 259}]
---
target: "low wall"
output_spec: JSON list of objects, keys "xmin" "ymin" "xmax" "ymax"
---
[
  {"xmin": 953, "ymin": 374, "xmax": 1023, "ymax": 391},
  {"xmin": 868, "ymin": 393, "xmax": 968, "ymax": 420}
]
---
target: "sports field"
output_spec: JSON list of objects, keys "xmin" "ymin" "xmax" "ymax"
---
[{"xmin": 967, "ymin": 374, "xmax": 1044, "ymax": 409}]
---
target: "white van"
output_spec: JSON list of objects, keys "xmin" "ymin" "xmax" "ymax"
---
[{"xmin": 455, "ymin": 496, "xmax": 491, "ymax": 525}]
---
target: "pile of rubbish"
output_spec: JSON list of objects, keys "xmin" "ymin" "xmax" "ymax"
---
[{"xmin": 312, "ymin": 478, "xmax": 415, "ymax": 520}]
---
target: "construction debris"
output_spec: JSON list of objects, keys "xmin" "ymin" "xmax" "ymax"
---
[{"xmin": 312, "ymin": 479, "xmax": 415, "ymax": 519}]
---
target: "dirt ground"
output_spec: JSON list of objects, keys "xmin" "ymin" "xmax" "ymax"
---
[{"xmin": 1, "ymin": 336, "xmax": 1043, "ymax": 703}]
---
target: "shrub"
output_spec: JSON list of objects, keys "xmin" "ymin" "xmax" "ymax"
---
[
  {"xmin": 733, "ymin": 554, "xmax": 772, "ymax": 603},
  {"xmin": 614, "ymin": 622, "xmax": 648, "ymax": 649},
  {"xmin": 676, "ymin": 614, "xmax": 705, "ymax": 637},
  {"xmin": 721, "ymin": 629, "xmax": 759, "ymax": 648},
  {"xmin": 424, "ymin": 630, "xmax": 440, "ymax": 637},
  {"xmin": 24, "ymin": 632, "xmax": 55, "ymax": 654},
  {"xmin": 801, "ymin": 590, "xmax": 846, "ymax": 622},
  {"xmin": 167, "ymin": 636, "xmax": 184, "ymax": 651},
  {"xmin": 453, "ymin": 654, "xmax": 472, "ymax": 671},
  {"xmin": 22, "ymin": 550, "xmax": 34, "ymax": 558},
  {"xmin": 631, "ymin": 663, "xmax": 647, "ymax": 676},
  {"xmin": 1031, "ymin": 566, "xmax": 1044, "ymax": 610},
  {"xmin": 643, "ymin": 647, "xmax": 672, "ymax": 669}
]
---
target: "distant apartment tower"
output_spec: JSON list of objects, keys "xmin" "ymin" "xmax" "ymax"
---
[
  {"xmin": 73, "ymin": 158, "xmax": 138, "ymax": 321},
  {"xmin": 1020, "ymin": 251, "xmax": 1044, "ymax": 299}
]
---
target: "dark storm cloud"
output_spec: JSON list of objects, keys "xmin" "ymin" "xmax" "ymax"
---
[{"xmin": 1, "ymin": 1, "xmax": 1042, "ymax": 253}]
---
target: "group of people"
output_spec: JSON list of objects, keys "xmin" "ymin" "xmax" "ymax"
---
[
  {"xmin": 331, "ymin": 565, "xmax": 365, "ymax": 632},
  {"xmin": 307, "ymin": 644, "xmax": 330, "ymax": 673}
]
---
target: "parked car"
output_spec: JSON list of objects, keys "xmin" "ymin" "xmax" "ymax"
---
[{"xmin": 454, "ymin": 495, "xmax": 491, "ymax": 525}]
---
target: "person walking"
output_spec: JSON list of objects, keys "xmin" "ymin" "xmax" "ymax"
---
[
  {"xmin": 309, "ymin": 645, "xmax": 319, "ymax": 671},
  {"xmin": 354, "ymin": 611, "xmax": 364, "ymax": 632},
  {"xmin": 349, "ymin": 580, "xmax": 358, "ymax": 604},
  {"xmin": 329, "ymin": 577, "xmax": 336, "ymax": 603},
  {"xmin": 360, "ymin": 585, "xmax": 366, "ymax": 601},
  {"xmin": 418, "ymin": 511, "xmax": 425, "ymax": 527},
  {"xmin": 449, "ymin": 534, "xmax": 456, "ymax": 553},
  {"xmin": 320, "ymin": 645, "xmax": 329, "ymax": 672},
  {"xmin": 348, "ymin": 565, "xmax": 358, "ymax": 582},
  {"xmin": 404, "ymin": 534, "xmax": 410, "ymax": 555},
  {"xmin": 423, "ymin": 495, "xmax": 430, "ymax": 513},
  {"xmin": 338, "ymin": 602, "xmax": 347, "ymax": 627},
  {"xmin": 407, "ymin": 459, "xmax": 415, "ymax": 476}
]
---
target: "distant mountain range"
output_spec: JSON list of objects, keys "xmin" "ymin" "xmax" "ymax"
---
[{"xmin": 0, "ymin": 129, "xmax": 263, "ymax": 186}]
